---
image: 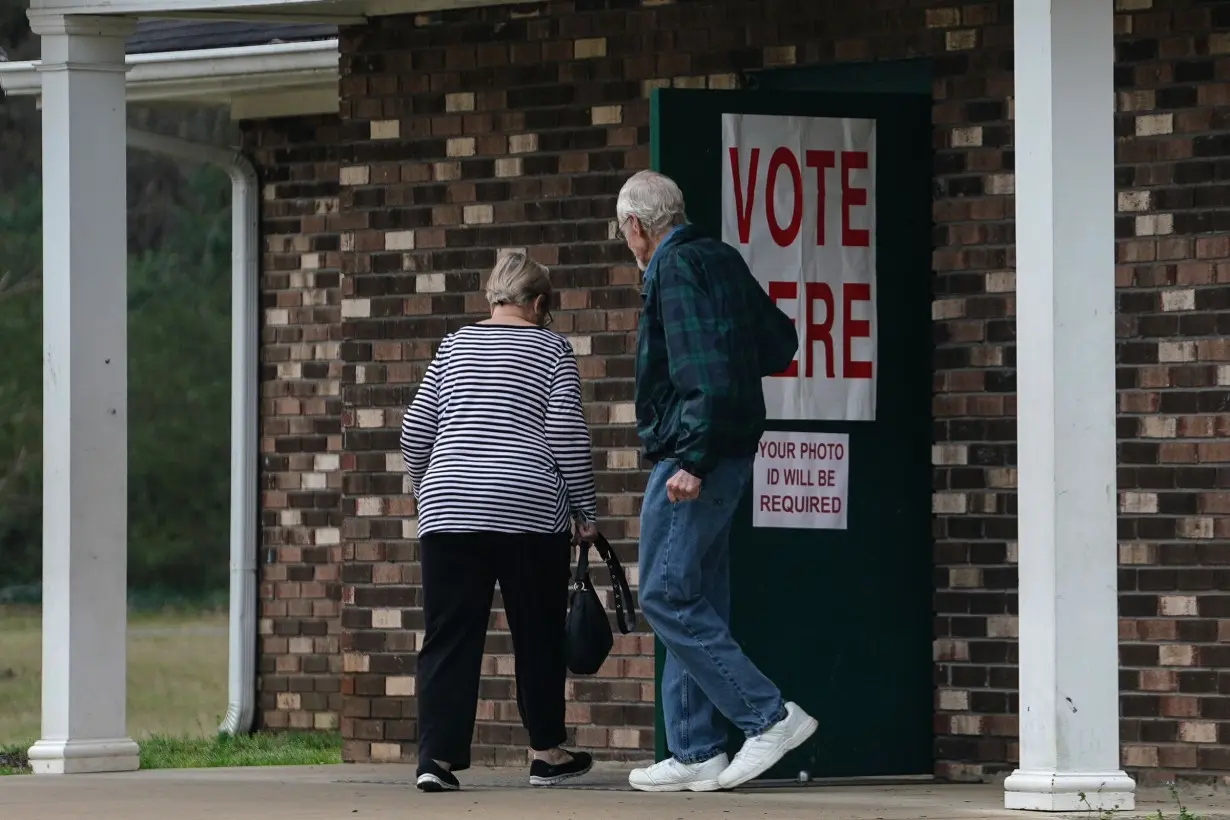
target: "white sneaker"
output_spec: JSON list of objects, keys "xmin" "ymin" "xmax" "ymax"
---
[
  {"xmin": 718, "ymin": 702, "xmax": 818, "ymax": 790},
  {"xmin": 629, "ymin": 754, "xmax": 729, "ymax": 792}
]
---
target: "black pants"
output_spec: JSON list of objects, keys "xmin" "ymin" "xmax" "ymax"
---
[{"xmin": 416, "ymin": 531, "xmax": 571, "ymax": 771}]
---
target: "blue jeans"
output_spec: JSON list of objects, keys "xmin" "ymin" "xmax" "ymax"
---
[{"xmin": 639, "ymin": 456, "xmax": 786, "ymax": 764}]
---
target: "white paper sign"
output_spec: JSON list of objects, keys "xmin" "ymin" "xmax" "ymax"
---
[
  {"xmin": 752, "ymin": 431, "xmax": 850, "ymax": 530},
  {"xmin": 721, "ymin": 113, "xmax": 877, "ymax": 422}
]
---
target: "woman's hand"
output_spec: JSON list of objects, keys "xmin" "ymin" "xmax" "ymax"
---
[{"xmin": 575, "ymin": 518, "xmax": 598, "ymax": 542}]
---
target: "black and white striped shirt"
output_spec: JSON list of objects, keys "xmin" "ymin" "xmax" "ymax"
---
[{"xmin": 400, "ymin": 323, "xmax": 598, "ymax": 536}]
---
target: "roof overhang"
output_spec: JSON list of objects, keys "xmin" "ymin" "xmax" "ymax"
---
[
  {"xmin": 3, "ymin": 0, "xmax": 530, "ymax": 117},
  {"xmin": 0, "ymin": 38, "xmax": 340, "ymax": 119},
  {"xmin": 29, "ymin": 0, "xmax": 520, "ymax": 21}
]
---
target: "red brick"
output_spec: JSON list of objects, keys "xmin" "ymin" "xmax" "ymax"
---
[{"xmin": 246, "ymin": 114, "xmax": 343, "ymax": 734}]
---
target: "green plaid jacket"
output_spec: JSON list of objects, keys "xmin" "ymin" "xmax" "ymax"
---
[{"xmin": 635, "ymin": 225, "xmax": 797, "ymax": 478}]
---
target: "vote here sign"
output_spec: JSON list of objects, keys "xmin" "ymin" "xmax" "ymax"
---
[
  {"xmin": 752, "ymin": 431, "xmax": 850, "ymax": 530},
  {"xmin": 721, "ymin": 113, "xmax": 877, "ymax": 422}
]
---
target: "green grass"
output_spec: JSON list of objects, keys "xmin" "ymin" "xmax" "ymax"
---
[
  {"xmin": 0, "ymin": 732, "xmax": 342, "ymax": 775},
  {"xmin": 0, "ymin": 742, "xmax": 27, "ymax": 775},
  {"xmin": 0, "ymin": 606, "xmax": 229, "ymax": 743},
  {"xmin": 0, "ymin": 606, "xmax": 341, "ymax": 774},
  {"xmin": 140, "ymin": 731, "xmax": 342, "ymax": 770}
]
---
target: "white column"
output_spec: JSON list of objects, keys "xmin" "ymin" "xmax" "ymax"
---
[
  {"xmin": 26, "ymin": 12, "xmax": 140, "ymax": 775},
  {"xmin": 1004, "ymin": 0, "xmax": 1134, "ymax": 812}
]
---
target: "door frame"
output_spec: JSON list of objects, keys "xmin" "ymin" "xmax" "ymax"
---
[{"xmin": 648, "ymin": 58, "xmax": 937, "ymax": 778}]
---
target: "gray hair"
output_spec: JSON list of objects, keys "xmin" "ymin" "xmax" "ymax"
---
[
  {"xmin": 616, "ymin": 170, "xmax": 687, "ymax": 236},
  {"xmin": 484, "ymin": 250, "xmax": 551, "ymax": 307}
]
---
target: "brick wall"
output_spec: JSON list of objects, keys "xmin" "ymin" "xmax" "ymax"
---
[
  {"xmin": 243, "ymin": 0, "xmax": 1230, "ymax": 784},
  {"xmin": 244, "ymin": 115, "xmax": 346, "ymax": 732},
  {"xmin": 1113, "ymin": 1, "xmax": 1230, "ymax": 785},
  {"xmin": 332, "ymin": 0, "xmax": 1001, "ymax": 771},
  {"xmin": 333, "ymin": 2, "xmax": 659, "ymax": 767}
]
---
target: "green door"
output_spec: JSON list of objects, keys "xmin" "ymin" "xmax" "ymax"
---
[{"xmin": 649, "ymin": 84, "xmax": 933, "ymax": 780}]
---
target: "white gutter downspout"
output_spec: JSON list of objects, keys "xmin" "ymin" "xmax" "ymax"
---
[{"xmin": 127, "ymin": 128, "xmax": 260, "ymax": 736}]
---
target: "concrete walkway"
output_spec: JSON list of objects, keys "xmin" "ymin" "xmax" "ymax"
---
[{"xmin": 3, "ymin": 763, "xmax": 1227, "ymax": 820}]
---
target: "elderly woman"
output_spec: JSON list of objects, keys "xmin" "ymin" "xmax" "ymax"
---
[{"xmin": 399, "ymin": 250, "xmax": 597, "ymax": 793}]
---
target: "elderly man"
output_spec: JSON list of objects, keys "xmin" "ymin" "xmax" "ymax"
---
[{"xmin": 616, "ymin": 170, "xmax": 817, "ymax": 792}]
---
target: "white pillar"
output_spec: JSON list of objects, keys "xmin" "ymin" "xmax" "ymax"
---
[
  {"xmin": 26, "ymin": 11, "xmax": 140, "ymax": 775},
  {"xmin": 1003, "ymin": 0, "xmax": 1134, "ymax": 812}
]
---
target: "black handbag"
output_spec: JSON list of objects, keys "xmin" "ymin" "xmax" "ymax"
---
[{"xmin": 565, "ymin": 533, "xmax": 637, "ymax": 675}]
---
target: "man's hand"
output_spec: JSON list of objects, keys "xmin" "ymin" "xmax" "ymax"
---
[{"xmin": 666, "ymin": 468, "xmax": 702, "ymax": 503}]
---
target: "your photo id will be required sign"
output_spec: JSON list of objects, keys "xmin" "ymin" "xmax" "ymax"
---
[{"xmin": 752, "ymin": 431, "xmax": 850, "ymax": 530}]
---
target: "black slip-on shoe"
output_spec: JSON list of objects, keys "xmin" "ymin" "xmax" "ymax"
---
[
  {"xmin": 416, "ymin": 759, "xmax": 460, "ymax": 793},
  {"xmin": 529, "ymin": 750, "xmax": 593, "ymax": 787}
]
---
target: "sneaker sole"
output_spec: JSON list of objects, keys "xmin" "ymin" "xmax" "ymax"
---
[
  {"xmin": 719, "ymin": 715, "xmax": 819, "ymax": 790},
  {"xmin": 530, "ymin": 760, "xmax": 594, "ymax": 787},
  {"xmin": 416, "ymin": 774, "xmax": 459, "ymax": 793},
  {"xmin": 629, "ymin": 778, "xmax": 723, "ymax": 793}
]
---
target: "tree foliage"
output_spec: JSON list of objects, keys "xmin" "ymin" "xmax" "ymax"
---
[
  {"xmin": 0, "ymin": 166, "xmax": 234, "ymax": 600},
  {"xmin": 0, "ymin": 1, "xmax": 239, "ymax": 603}
]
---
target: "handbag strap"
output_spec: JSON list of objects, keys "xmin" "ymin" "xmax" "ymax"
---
[
  {"xmin": 572, "ymin": 537, "xmax": 592, "ymax": 588},
  {"xmin": 580, "ymin": 533, "xmax": 637, "ymax": 635}
]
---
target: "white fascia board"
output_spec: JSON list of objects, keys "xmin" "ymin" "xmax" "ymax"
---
[
  {"xmin": 33, "ymin": 0, "xmax": 521, "ymax": 19},
  {"xmin": 0, "ymin": 39, "xmax": 339, "ymax": 118},
  {"xmin": 31, "ymin": 0, "xmax": 363, "ymax": 16},
  {"xmin": 0, "ymin": 63, "xmax": 41, "ymax": 96}
]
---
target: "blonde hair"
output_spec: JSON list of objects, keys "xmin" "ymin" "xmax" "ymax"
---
[{"xmin": 484, "ymin": 250, "xmax": 551, "ymax": 307}]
